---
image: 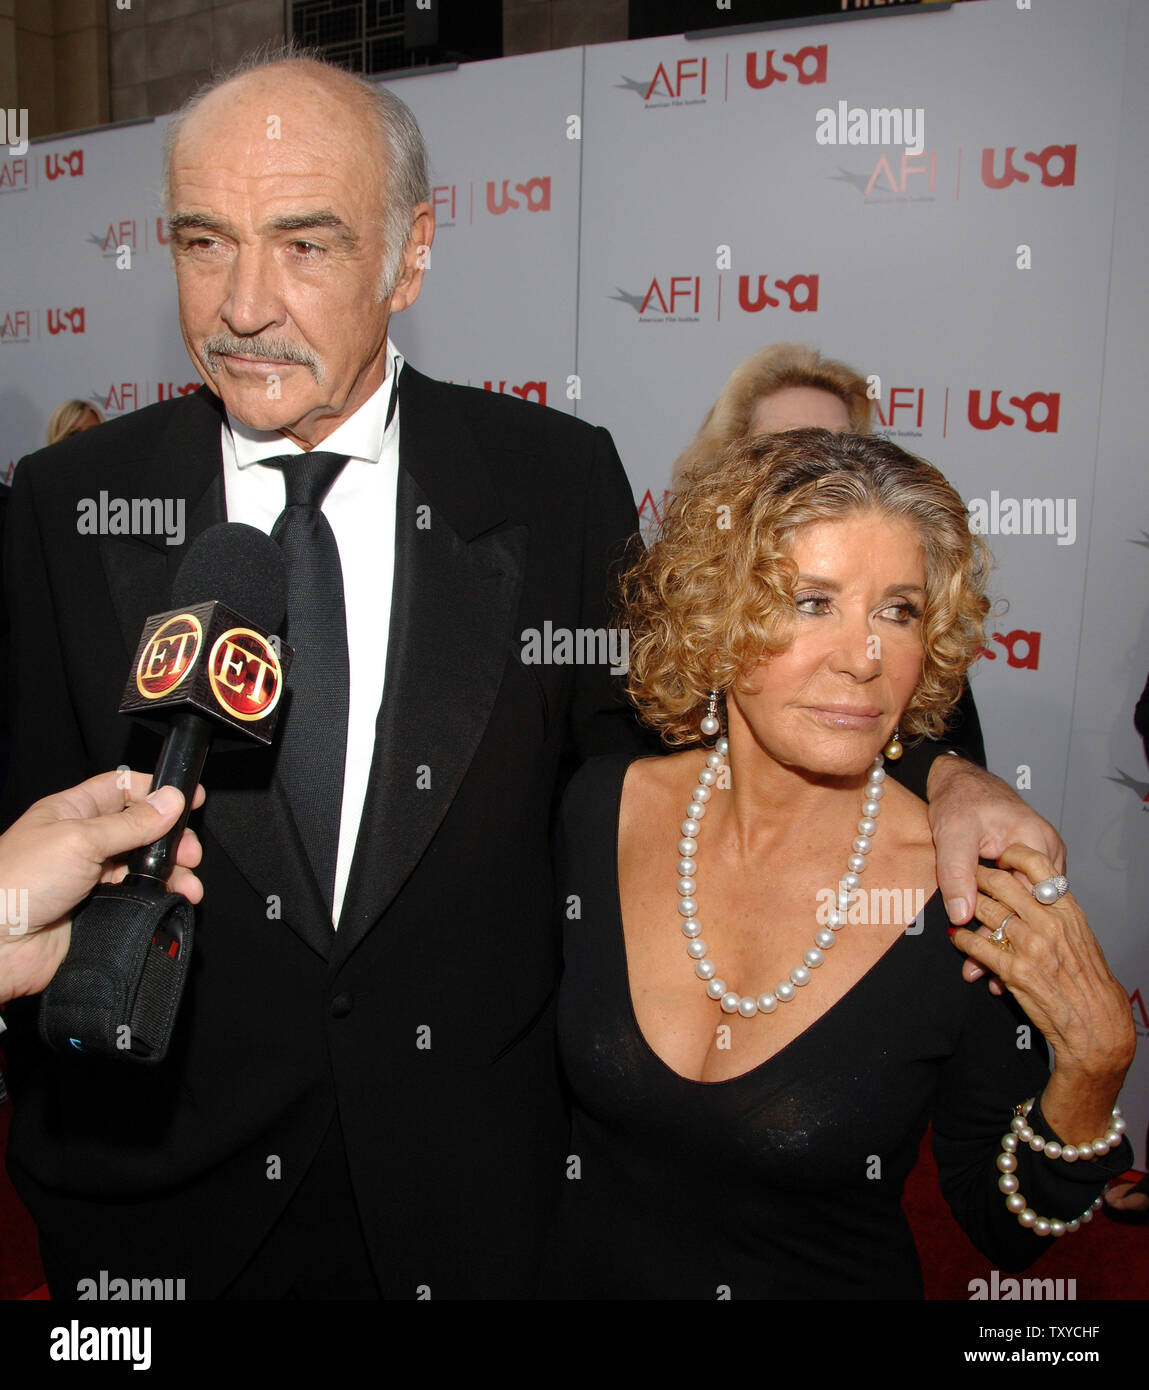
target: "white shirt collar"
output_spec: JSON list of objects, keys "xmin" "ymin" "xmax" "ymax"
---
[{"xmin": 225, "ymin": 339, "xmax": 404, "ymax": 468}]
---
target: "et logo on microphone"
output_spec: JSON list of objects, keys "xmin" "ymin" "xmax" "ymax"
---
[
  {"xmin": 136, "ymin": 614, "xmax": 203, "ymax": 700},
  {"xmin": 208, "ymin": 628, "xmax": 282, "ymax": 721},
  {"xmin": 121, "ymin": 600, "xmax": 292, "ymax": 746}
]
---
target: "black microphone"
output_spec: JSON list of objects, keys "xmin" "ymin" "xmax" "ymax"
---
[
  {"xmin": 39, "ymin": 523, "xmax": 292, "ymax": 1064},
  {"xmin": 119, "ymin": 523, "xmax": 289, "ymax": 887}
]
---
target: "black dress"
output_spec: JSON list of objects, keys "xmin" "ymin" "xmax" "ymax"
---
[{"xmin": 540, "ymin": 755, "xmax": 1132, "ymax": 1300}]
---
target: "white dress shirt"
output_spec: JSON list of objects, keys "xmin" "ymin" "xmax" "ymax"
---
[{"xmin": 221, "ymin": 341, "xmax": 402, "ymax": 926}]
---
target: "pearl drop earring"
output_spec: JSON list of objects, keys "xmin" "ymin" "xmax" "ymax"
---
[{"xmin": 700, "ymin": 690, "xmax": 720, "ymax": 739}]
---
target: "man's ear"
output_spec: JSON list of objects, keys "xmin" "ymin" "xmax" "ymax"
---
[{"xmin": 389, "ymin": 204, "xmax": 436, "ymax": 313}]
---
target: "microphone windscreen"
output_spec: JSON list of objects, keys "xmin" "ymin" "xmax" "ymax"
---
[{"xmin": 171, "ymin": 522, "xmax": 287, "ymax": 635}]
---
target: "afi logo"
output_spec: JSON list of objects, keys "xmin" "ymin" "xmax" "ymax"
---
[
  {"xmin": 976, "ymin": 630, "xmax": 1041, "ymax": 670},
  {"xmin": 0, "ymin": 156, "xmax": 29, "ymax": 191},
  {"xmin": 638, "ymin": 487, "xmax": 672, "ymax": 543},
  {"xmin": 101, "ymin": 382, "xmax": 140, "ymax": 413},
  {"xmin": 865, "ymin": 151, "xmax": 936, "ymax": 196},
  {"xmin": 737, "ymin": 273, "xmax": 819, "ymax": 313},
  {"xmin": 873, "ymin": 387, "xmax": 924, "ymax": 430},
  {"xmin": 0, "ymin": 310, "xmax": 32, "ymax": 341},
  {"xmin": 981, "ymin": 144, "xmax": 1076, "ymax": 189},
  {"xmin": 433, "ymin": 184, "xmax": 457, "ymax": 221},
  {"xmin": 745, "ymin": 44, "xmax": 827, "ymax": 90},
  {"xmin": 156, "ymin": 382, "xmax": 203, "ymax": 400},
  {"xmin": 44, "ymin": 149, "xmax": 83, "ymax": 180},
  {"xmin": 46, "ymin": 307, "xmax": 85, "ymax": 336},
  {"xmin": 1131, "ymin": 988, "xmax": 1149, "ymax": 1031},
  {"xmin": 645, "ymin": 57, "xmax": 708, "ymax": 100},
  {"xmin": 94, "ymin": 220, "xmax": 137, "ymax": 254},
  {"xmin": 155, "ymin": 217, "xmax": 168, "ymax": 246},
  {"xmin": 968, "ymin": 390, "xmax": 1060, "ymax": 434},
  {"xmin": 611, "ymin": 277, "xmax": 701, "ymax": 318},
  {"xmin": 642, "ymin": 276, "xmax": 699, "ymax": 315},
  {"xmin": 1106, "ymin": 768, "xmax": 1149, "ymax": 808},
  {"xmin": 486, "ymin": 177, "xmax": 550, "ymax": 215},
  {"xmin": 483, "ymin": 380, "xmax": 547, "ymax": 405}
]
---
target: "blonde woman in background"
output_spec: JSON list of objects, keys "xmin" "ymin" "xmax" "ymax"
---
[
  {"xmin": 672, "ymin": 342, "xmax": 870, "ymax": 489},
  {"xmin": 45, "ymin": 400, "xmax": 103, "ymax": 447}
]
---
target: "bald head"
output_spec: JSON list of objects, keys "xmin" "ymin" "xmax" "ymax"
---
[
  {"xmin": 165, "ymin": 54, "xmax": 429, "ymax": 294},
  {"xmin": 165, "ymin": 51, "xmax": 434, "ymax": 447}
]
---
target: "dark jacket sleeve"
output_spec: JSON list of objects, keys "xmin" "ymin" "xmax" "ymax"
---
[
  {"xmin": 888, "ymin": 680, "xmax": 986, "ymax": 801},
  {"xmin": 944, "ymin": 680, "xmax": 986, "ymax": 767},
  {"xmin": 0, "ymin": 483, "xmax": 10, "ymax": 785},
  {"xmin": 565, "ymin": 425, "xmax": 659, "ymax": 765},
  {"xmin": 1, "ymin": 457, "xmax": 95, "ymax": 829},
  {"xmin": 1134, "ymin": 669, "xmax": 1149, "ymax": 762}
]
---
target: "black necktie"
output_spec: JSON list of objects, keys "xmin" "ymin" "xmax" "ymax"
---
[{"xmin": 267, "ymin": 451, "xmax": 350, "ymax": 917}]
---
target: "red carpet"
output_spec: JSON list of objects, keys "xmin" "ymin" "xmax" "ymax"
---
[
  {"xmin": 1, "ymin": 1084, "xmax": 1144, "ymax": 1300},
  {"xmin": 0, "ymin": 1089, "xmax": 45, "ymax": 1300},
  {"xmin": 904, "ymin": 1129, "xmax": 1146, "ymax": 1299}
]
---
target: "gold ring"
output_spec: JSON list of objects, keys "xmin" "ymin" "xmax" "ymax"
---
[{"xmin": 989, "ymin": 911, "xmax": 1017, "ymax": 951}]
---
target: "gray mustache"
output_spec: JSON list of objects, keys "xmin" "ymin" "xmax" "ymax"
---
[{"xmin": 202, "ymin": 336, "xmax": 321, "ymax": 381}]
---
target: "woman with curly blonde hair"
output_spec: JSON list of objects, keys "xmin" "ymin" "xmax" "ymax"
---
[
  {"xmin": 540, "ymin": 429, "xmax": 1134, "ymax": 1299},
  {"xmin": 671, "ymin": 341, "xmax": 986, "ymax": 764}
]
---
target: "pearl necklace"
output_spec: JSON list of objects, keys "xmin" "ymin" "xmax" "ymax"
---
[{"xmin": 677, "ymin": 736, "xmax": 888, "ymax": 1018}]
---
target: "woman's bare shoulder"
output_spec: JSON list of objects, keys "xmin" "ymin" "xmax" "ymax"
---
[{"xmin": 619, "ymin": 750, "xmax": 697, "ymax": 832}]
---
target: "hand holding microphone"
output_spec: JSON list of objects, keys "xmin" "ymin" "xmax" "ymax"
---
[
  {"xmin": 0, "ymin": 772, "xmax": 204, "ymax": 1007},
  {"xmin": 37, "ymin": 523, "xmax": 291, "ymax": 1062}
]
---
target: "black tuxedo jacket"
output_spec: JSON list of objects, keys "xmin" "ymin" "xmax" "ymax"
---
[{"xmin": 1, "ymin": 368, "xmax": 651, "ymax": 1298}]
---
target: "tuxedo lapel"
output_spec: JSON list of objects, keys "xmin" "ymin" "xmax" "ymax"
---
[
  {"xmin": 98, "ymin": 389, "xmax": 224, "ymax": 656},
  {"xmin": 97, "ymin": 388, "xmax": 333, "ymax": 961},
  {"xmin": 335, "ymin": 367, "xmax": 527, "ymax": 961},
  {"xmin": 203, "ymin": 757, "xmax": 333, "ymax": 960}
]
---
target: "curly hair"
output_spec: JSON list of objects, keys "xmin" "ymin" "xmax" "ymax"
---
[
  {"xmin": 622, "ymin": 429, "xmax": 991, "ymax": 746},
  {"xmin": 671, "ymin": 342, "xmax": 872, "ymax": 488}
]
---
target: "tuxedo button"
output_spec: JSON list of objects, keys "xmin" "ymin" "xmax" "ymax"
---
[{"xmin": 330, "ymin": 994, "xmax": 353, "ymax": 1018}]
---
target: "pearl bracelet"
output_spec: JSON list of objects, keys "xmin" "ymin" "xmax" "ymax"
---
[
  {"xmin": 1006, "ymin": 1098, "xmax": 1125, "ymax": 1162},
  {"xmin": 995, "ymin": 1100, "xmax": 1124, "ymax": 1237}
]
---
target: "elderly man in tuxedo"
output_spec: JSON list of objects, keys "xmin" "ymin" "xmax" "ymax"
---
[{"xmin": 1, "ymin": 52, "xmax": 1061, "ymax": 1299}]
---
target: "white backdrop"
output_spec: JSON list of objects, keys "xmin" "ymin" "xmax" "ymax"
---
[{"xmin": 1, "ymin": 0, "xmax": 1146, "ymax": 1168}]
